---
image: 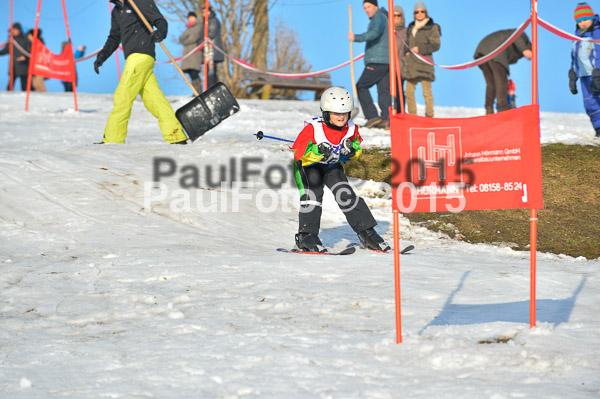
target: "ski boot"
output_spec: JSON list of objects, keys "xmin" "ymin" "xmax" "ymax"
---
[
  {"xmin": 295, "ymin": 233, "xmax": 327, "ymax": 253},
  {"xmin": 358, "ymin": 227, "xmax": 391, "ymax": 251}
]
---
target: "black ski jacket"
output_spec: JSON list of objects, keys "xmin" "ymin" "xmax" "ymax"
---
[
  {"xmin": 99, "ymin": 0, "xmax": 167, "ymax": 60},
  {"xmin": 0, "ymin": 33, "xmax": 30, "ymax": 76}
]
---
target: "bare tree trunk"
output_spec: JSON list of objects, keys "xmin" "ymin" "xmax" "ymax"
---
[{"xmin": 250, "ymin": 0, "xmax": 268, "ymax": 70}]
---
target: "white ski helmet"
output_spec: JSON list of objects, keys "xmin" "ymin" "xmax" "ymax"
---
[{"xmin": 320, "ymin": 87, "xmax": 354, "ymax": 114}]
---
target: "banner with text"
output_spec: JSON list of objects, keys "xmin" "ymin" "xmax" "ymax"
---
[
  {"xmin": 390, "ymin": 105, "xmax": 543, "ymax": 213},
  {"xmin": 29, "ymin": 38, "xmax": 75, "ymax": 82}
]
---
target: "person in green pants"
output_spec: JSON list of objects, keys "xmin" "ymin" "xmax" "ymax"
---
[{"xmin": 94, "ymin": 0, "xmax": 188, "ymax": 144}]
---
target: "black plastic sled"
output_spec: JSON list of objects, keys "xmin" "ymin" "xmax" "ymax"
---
[{"xmin": 175, "ymin": 82, "xmax": 241, "ymax": 142}]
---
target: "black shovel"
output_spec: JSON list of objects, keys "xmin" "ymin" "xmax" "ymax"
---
[{"xmin": 129, "ymin": 0, "xmax": 240, "ymax": 142}]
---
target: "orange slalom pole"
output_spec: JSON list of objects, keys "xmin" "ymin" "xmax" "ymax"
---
[
  {"xmin": 387, "ymin": 0, "xmax": 397, "ymax": 117},
  {"xmin": 393, "ymin": 210, "xmax": 402, "ymax": 343},
  {"xmin": 529, "ymin": 0, "xmax": 538, "ymax": 328},
  {"xmin": 8, "ymin": 0, "xmax": 14, "ymax": 91}
]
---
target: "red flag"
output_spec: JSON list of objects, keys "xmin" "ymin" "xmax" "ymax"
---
[
  {"xmin": 29, "ymin": 38, "xmax": 75, "ymax": 82},
  {"xmin": 390, "ymin": 105, "xmax": 543, "ymax": 213}
]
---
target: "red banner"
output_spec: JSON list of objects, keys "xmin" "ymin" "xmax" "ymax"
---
[
  {"xmin": 29, "ymin": 38, "xmax": 75, "ymax": 82},
  {"xmin": 390, "ymin": 105, "xmax": 543, "ymax": 213}
]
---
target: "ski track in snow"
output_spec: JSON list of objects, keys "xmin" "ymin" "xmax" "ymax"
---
[{"xmin": 0, "ymin": 92, "xmax": 599, "ymax": 398}]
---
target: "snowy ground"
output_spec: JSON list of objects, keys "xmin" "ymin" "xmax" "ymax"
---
[{"xmin": 0, "ymin": 91, "xmax": 599, "ymax": 398}]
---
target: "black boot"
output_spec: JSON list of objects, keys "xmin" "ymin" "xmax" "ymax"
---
[
  {"xmin": 595, "ymin": 127, "xmax": 600, "ymax": 138},
  {"xmin": 358, "ymin": 227, "xmax": 391, "ymax": 251},
  {"xmin": 295, "ymin": 233, "xmax": 326, "ymax": 252}
]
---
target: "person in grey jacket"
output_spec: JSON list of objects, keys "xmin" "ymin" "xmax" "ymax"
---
[
  {"xmin": 474, "ymin": 29, "xmax": 531, "ymax": 114},
  {"xmin": 179, "ymin": 11, "xmax": 204, "ymax": 93},
  {"xmin": 348, "ymin": 0, "xmax": 390, "ymax": 129}
]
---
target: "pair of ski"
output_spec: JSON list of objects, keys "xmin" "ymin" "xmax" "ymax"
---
[{"xmin": 277, "ymin": 244, "xmax": 414, "ymax": 256}]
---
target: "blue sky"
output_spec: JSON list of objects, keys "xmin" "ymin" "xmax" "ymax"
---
[{"xmin": 0, "ymin": 0, "xmax": 589, "ymax": 113}]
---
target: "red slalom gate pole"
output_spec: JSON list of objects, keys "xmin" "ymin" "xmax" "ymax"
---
[
  {"xmin": 530, "ymin": 0, "xmax": 539, "ymax": 328},
  {"xmin": 393, "ymin": 210, "xmax": 402, "ymax": 343}
]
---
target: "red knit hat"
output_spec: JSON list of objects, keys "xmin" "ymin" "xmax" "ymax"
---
[{"xmin": 574, "ymin": 3, "xmax": 594, "ymax": 23}]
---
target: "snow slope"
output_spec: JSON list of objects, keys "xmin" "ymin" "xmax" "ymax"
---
[{"xmin": 0, "ymin": 92, "xmax": 598, "ymax": 398}]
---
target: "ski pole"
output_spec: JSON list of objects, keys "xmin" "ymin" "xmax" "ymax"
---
[{"xmin": 254, "ymin": 131, "xmax": 294, "ymax": 143}]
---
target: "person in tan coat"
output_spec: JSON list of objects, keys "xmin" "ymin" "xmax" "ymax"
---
[{"xmin": 404, "ymin": 1, "xmax": 441, "ymax": 117}]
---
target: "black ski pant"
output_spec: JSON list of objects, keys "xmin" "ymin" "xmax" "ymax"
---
[
  {"xmin": 296, "ymin": 162, "xmax": 377, "ymax": 235},
  {"xmin": 7, "ymin": 74, "xmax": 28, "ymax": 91},
  {"xmin": 479, "ymin": 60, "xmax": 509, "ymax": 114},
  {"xmin": 357, "ymin": 63, "xmax": 391, "ymax": 121}
]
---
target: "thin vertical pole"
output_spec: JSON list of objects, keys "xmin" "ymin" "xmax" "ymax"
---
[
  {"xmin": 393, "ymin": 210, "xmax": 402, "ymax": 343},
  {"xmin": 61, "ymin": 0, "xmax": 77, "ymax": 112},
  {"xmin": 8, "ymin": 0, "xmax": 14, "ymax": 91},
  {"xmin": 529, "ymin": 0, "xmax": 538, "ymax": 328},
  {"xmin": 388, "ymin": 0, "xmax": 396, "ymax": 117},
  {"xmin": 203, "ymin": 0, "xmax": 210, "ymax": 91},
  {"xmin": 25, "ymin": 0, "xmax": 42, "ymax": 111}
]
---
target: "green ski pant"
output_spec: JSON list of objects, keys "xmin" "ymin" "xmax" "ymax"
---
[{"xmin": 103, "ymin": 53, "xmax": 187, "ymax": 144}]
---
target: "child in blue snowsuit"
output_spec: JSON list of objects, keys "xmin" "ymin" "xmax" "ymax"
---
[{"xmin": 569, "ymin": 2, "xmax": 600, "ymax": 138}]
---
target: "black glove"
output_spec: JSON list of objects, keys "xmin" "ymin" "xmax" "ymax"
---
[
  {"xmin": 318, "ymin": 143, "xmax": 339, "ymax": 164},
  {"xmin": 151, "ymin": 20, "xmax": 167, "ymax": 43},
  {"xmin": 568, "ymin": 68, "xmax": 578, "ymax": 95},
  {"xmin": 591, "ymin": 69, "xmax": 600, "ymax": 96},
  {"xmin": 94, "ymin": 52, "xmax": 107, "ymax": 74},
  {"xmin": 340, "ymin": 139, "xmax": 356, "ymax": 158}
]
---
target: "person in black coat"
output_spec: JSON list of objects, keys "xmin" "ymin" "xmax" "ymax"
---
[
  {"xmin": 0, "ymin": 23, "xmax": 30, "ymax": 91},
  {"xmin": 474, "ymin": 29, "xmax": 532, "ymax": 114}
]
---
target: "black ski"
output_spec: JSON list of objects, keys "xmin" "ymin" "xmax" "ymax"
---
[{"xmin": 277, "ymin": 247, "xmax": 356, "ymax": 256}]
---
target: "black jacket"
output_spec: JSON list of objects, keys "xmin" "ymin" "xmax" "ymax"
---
[
  {"xmin": 474, "ymin": 29, "xmax": 531, "ymax": 72},
  {"xmin": 100, "ymin": 0, "xmax": 167, "ymax": 60},
  {"xmin": 0, "ymin": 33, "xmax": 30, "ymax": 76}
]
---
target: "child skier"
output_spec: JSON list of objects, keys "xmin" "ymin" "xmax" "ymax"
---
[
  {"xmin": 291, "ymin": 86, "xmax": 390, "ymax": 252},
  {"xmin": 569, "ymin": 2, "xmax": 600, "ymax": 138}
]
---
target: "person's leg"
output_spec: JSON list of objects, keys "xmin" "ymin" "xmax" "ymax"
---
[
  {"xmin": 140, "ymin": 68, "xmax": 188, "ymax": 144},
  {"xmin": 489, "ymin": 61, "xmax": 509, "ymax": 112},
  {"xmin": 294, "ymin": 162, "xmax": 325, "ymax": 235},
  {"xmin": 207, "ymin": 62, "xmax": 220, "ymax": 88},
  {"xmin": 405, "ymin": 79, "xmax": 418, "ymax": 115},
  {"xmin": 580, "ymin": 76, "xmax": 600, "ymax": 136},
  {"xmin": 479, "ymin": 62, "xmax": 495, "ymax": 114},
  {"xmin": 102, "ymin": 53, "xmax": 153, "ymax": 143},
  {"xmin": 421, "ymin": 79, "xmax": 434, "ymax": 117},
  {"xmin": 357, "ymin": 65, "xmax": 380, "ymax": 121},
  {"xmin": 32, "ymin": 75, "xmax": 46, "ymax": 92},
  {"xmin": 323, "ymin": 164, "xmax": 377, "ymax": 233},
  {"xmin": 375, "ymin": 64, "xmax": 391, "ymax": 121},
  {"xmin": 15, "ymin": 75, "xmax": 28, "ymax": 91},
  {"xmin": 185, "ymin": 69, "xmax": 202, "ymax": 94}
]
